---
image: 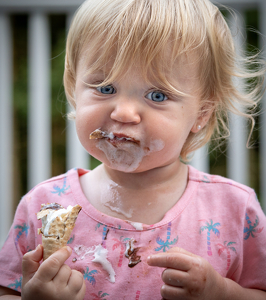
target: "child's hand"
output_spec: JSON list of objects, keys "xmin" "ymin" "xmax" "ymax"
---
[
  {"xmin": 147, "ymin": 247, "xmax": 226, "ymax": 300},
  {"xmin": 21, "ymin": 244, "xmax": 86, "ymax": 300}
]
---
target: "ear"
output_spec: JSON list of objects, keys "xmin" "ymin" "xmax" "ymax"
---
[{"xmin": 191, "ymin": 106, "xmax": 214, "ymax": 133}]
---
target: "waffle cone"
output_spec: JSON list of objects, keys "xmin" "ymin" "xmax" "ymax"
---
[{"xmin": 38, "ymin": 204, "xmax": 82, "ymax": 260}]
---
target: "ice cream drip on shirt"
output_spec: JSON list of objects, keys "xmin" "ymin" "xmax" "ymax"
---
[{"xmin": 74, "ymin": 244, "xmax": 116, "ymax": 283}]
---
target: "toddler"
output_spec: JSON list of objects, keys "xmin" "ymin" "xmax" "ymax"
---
[{"xmin": 0, "ymin": 0, "xmax": 266, "ymax": 299}]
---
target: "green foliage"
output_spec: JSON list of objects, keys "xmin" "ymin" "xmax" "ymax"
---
[
  {"xmin": 13, "ymin": 15, "xmax": 28, "ymax": 200},
  {"xmin": 50, "ymin": 15, "xmax": 67, "ymax": 176}
]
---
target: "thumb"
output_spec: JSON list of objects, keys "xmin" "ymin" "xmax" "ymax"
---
[{"xmin": 22, "ymin": 244, "xmax": 43, "ymax": 284}]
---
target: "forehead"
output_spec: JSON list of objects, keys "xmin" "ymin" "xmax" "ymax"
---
[{"xmin": 77, "ymin": 41, "xmax": 201, "ymax": 92}]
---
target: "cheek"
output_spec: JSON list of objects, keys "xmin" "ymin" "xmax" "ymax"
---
[
  {"xmin": 153, "ymin": 114, "xmax": 192, "ymax": 143},
  {"xmin": 75, "ymin": 108, "xmax": 96, "ymax": 151},
  {"xmin": 75, "ymin": 104, "xmax": 106, "ymax": 134},
  {"xmin": 150, "ymin": 114, "xmax": 194, "ymax": 156}
]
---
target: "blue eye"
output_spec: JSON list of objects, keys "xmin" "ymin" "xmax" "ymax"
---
[
  {"xmin": 146, "ymin": 91, "xmax": 168, "ymax": 102},
  {"xmin": 96, "ymin": 85, "xmax": 116, "ymax": 94}
]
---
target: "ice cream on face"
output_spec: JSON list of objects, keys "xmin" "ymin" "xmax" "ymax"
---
[
  {"xmin": 89, "ymin": 128, "xmax": 165, "ymax": 172},
  {"xmin": 90, "ymin": 128, "xmax": 115, "ymax": 140},
  {"xmin": 90, "ymin": 128, "xmax": 139, "ymax": 144}
]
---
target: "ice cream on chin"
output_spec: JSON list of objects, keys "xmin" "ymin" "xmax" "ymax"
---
[
  {"xmin": 89, "ymin": 128, "xmax": 165, "ymax": 172},
  {"xmin": 37, "ymin": 203, "xmax": 82, "ymax": 260}
]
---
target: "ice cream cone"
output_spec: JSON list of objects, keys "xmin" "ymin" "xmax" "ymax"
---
[{"xmin": 37, "ymin": 203, "xmax": 82, "ymax": 260}]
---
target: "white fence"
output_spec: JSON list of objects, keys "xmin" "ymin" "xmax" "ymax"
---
[{"xmin": 0, "ymin": 0, "xmax": 266, "ymax": 247}]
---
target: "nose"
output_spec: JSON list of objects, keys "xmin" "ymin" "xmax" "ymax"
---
[{"xmin": 110, "ymin": 97, "xmax": 141, "ymax": 124}]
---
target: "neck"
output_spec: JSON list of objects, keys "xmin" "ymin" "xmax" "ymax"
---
[
  {"xmin": 80, "ymin": 160, "xmax": 189, "ymax": 224},
  {"xmin": 102, "ymin": 160, "xmax": 187, "ymax": 191}
]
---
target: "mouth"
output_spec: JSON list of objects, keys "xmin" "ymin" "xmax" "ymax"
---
[
  {"xmin": 89, "ymin": 129, "xmax": 140, "ymax": 146},
  {"xmin": 110, "ymin": 133, "xmax": 140, "ymax": 145}
]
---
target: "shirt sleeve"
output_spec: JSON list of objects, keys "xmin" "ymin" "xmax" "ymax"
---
[
  {"xmin": 0, "ymin": 195, "xmax": 37, "ymax": 293},
  {"xmin": 237, "ymin": 190, "xmax": 266, "ymax": 290}
]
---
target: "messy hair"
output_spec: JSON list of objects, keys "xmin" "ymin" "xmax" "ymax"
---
[{"xmin": 64, "ymin": 0, "xmax": 265, "ymax": 161}]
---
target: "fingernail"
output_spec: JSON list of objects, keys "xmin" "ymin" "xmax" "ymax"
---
[{"xmin": 66, "ymin": 246, "xmax": 72, "ymax": 254}]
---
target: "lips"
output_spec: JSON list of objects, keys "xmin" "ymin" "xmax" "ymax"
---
[
  {"xmin": 89, "ymin": 128, "xmax": 140, "ymax": 145},
  {"xmin": 107, "ymin": 133, "xmax": 140, "ymax": 146}
]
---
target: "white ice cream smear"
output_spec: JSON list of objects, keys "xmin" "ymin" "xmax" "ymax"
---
[
  {"xmin": 127, "ymin": 221, "xmax": 143, "ymax": 231},
  {"xmin": 74, "ymin": 245, "xmax": 94, "ymax": 260},
  {"xmin": 96, "ymin": 136, "xmax": 164, "ymax": 172},
  {"xmin": 92, "ymin": 244, "xmax": 116, "ymax": 283},
  {"xmin": 107, "ymin": 132, "xmax": 115, "ymax": 139},
  {"xmin": 43, "ymin": 205, "xmax": 73, "ymax": 236},
  {"xmin": 74, "ymin": 244, "xmax": 116, "ymax": 283},
  {"xmin": 101, "ymin": 181, "xmax": 134, "ymax": 219},
  {"xmin": 125, "ymin": 238, "xmax": 136, "ymax": 256},
  {"xmin": 97, "ymin": 135, "xmax": 165, "ymax": 218}
]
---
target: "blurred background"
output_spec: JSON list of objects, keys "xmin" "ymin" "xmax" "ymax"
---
[{"xmin": 0, "ymin": 0, "xmax": 266, "ymax": 247}]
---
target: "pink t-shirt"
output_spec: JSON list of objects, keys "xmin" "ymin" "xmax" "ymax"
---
[{"xmin": 0, "ymin": 166, "xmax": 265, "ymax": 299}]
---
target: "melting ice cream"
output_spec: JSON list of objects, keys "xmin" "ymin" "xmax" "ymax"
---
[
  {"xmin": 74, "ymin": 244, "xmax": 116, "ymax": 283},
  {"xmin": 89, "ymin": 128, "xmax": 165, "ymax": 172}
]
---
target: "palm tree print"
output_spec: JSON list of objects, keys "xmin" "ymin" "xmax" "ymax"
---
[
  {"xmin": 95, "ymin": 222, "xmax": 103, "ymax": 231},
  {"xmin": 90, "ymin": 291, "xmax": 109, "ymax": 300},
  {"xmin": 244, "ymin": 213, "xmax": 264, "ymax": 240},
  {"xmin": 67, "ymin": 234, "xmax": 75, "ymax": 244},
  {"xmin": 112, "ymin": 236, "xmax": 131, "ymax": 267},
  {"xmin": 83, "ymin": 267, "xmax": 98, "ymax": 286},
  {"xmin": 155, "ymin": 222, "xmax": 178, "ymax": 252},
  {"xmin": 8, "ymin": 277, "xmax": 22, "ymax": 291},
  {"xmin": 202, "ymin": 175, "xmax": 210, "ymax": 183},
  {"xmin": 14, "ymin": 223, "xmax": 29, "ymax": 246},
  {"xmin": 200, "ymin": 219, "xmax": 220, "ymax": 256},
  {"xmin": 101, "ymin": 225, "xmax": 109, "ymax": 248},
  {"xmin": 217, "ymin": 241, "xmax": 236, "ymax": 270},
  {"xmin": 51, "ymin": 177, "xmax": 70, "ymax": 196}
]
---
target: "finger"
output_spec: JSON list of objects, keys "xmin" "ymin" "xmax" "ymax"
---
[
  {"xmin": 74, "ymin": 277, "xmax": 86, "ymax": 300},
  {"xmin": 68, "ymin": 270, "xmax": 85, "ymax": 293},
  {"xmin": 147, "ymin": 253, "xmax": 192, "ymax": 271},
  {"xmin": 22, "ymin": 244, "xmax": 43, "ymax": 283},
  {"xmin": 161, "ymin": 284, "xmax": 184, "ymax": 300},
  {"xmin": 78, "ymin": 280, "xmax": 87, "ymax": 300},
  {"xmin": 36, "ymin": 246, "xmax": 72, "ymax": 282},
  {"xmin": 53, "ymin": 264, "xmax": 72, "ymax": 287},
  {"xmin": 167, "ymin": 247, "xmax": 197, "ymax": 257},
  {"xmin": 162, "ymin": 268, "xmax": 189, "ymax": 287}
]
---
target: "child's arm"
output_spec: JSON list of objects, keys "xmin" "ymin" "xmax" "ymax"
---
[
  {"xmin": 147, "ymin": 247, "xmax": 266, "ymax": 300},
  {"xmin": 0, "ymin": 244, "xmax": 86, "ymax": 300}
]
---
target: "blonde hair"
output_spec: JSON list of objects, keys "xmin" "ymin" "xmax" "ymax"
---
[{"xmin": 64, "ymin": 0, "xmax": 265, "ymax": 161}]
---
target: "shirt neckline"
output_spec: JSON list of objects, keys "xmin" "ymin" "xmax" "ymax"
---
[{"xmin": 68, "ymin": 165, "xmax": 198, "ymax": 231}]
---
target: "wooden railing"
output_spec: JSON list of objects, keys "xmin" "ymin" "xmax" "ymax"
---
[{"xmin": 0, "ymin": 0, "xmax": 266, "ymax": 247}]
